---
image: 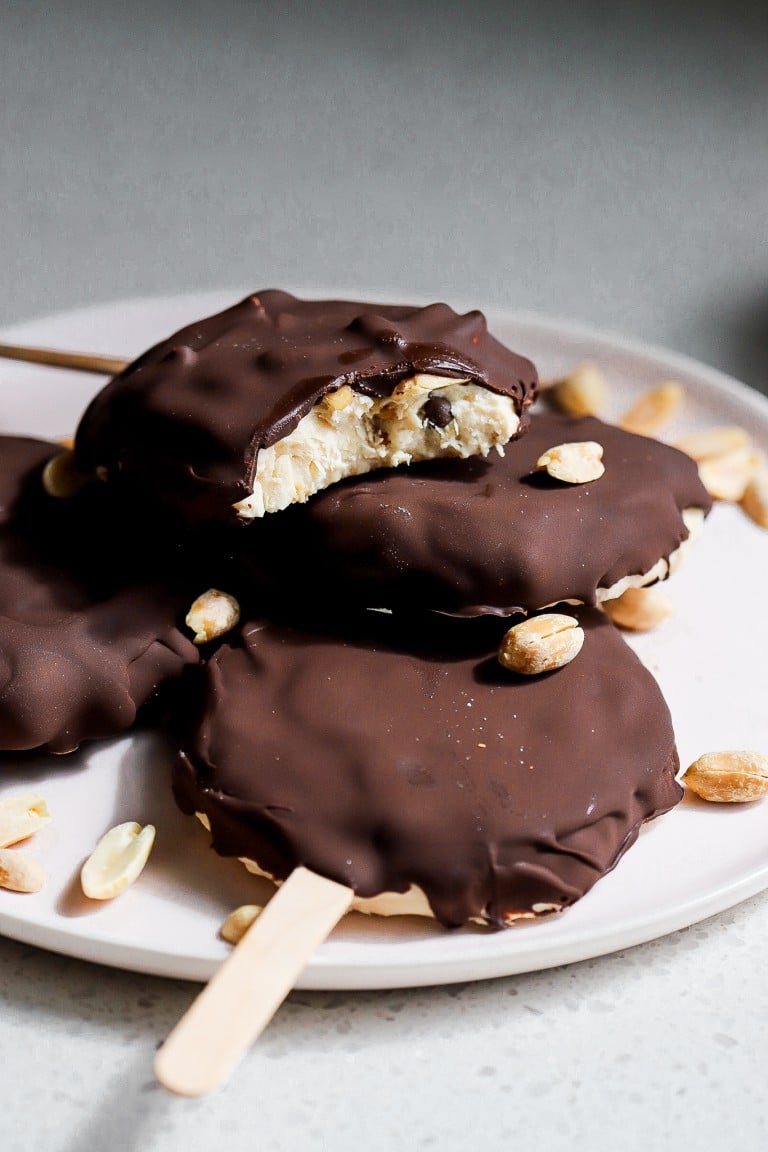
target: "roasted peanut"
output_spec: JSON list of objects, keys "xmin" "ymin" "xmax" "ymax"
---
[
  {"xmin": 681, "ymin": 751, "xmax": 768, "ymax": 803},
  {"xmin": 673, "ymin": 425, "xmax": 752, "ymax": 461},
  {"xmin": 80, "ymin": 822, "xmax": 156, "ymax": 900},
  {"xmin": 741, "ymin": 466, "xmax": 768, "ymax": 529},
  {"xmin": 186, "ymin": 589, "xmax": 241, "ymax": 645},
  {"xmin": 0, "ymin": 848, "xmax": 45, "ymax": 893},
  {"xmin": 498, "ymin": 613, "xmax": 585, "ymax": 675},
  {"xmin": 619, "ymin": 382, "xmax": 685, "ymax": 437},
  {"xmin": 697, "ymin": 448, "xmax": 757, "ymax": 502},
  {"xmin": 220, "ymin": 904, "xmax": 263, "ymax": 944},
  {"xmin": 42, "ymin": 449, "xmax": 91, "ymax": 499},
  {"xmin": 535, "ymin": 441, "xmax": 604, "ymax": 484},
  {"xmin": 602, "ymin": 586, "xmax": 673, "ymax": 632},
  {"xmin": 322, "ymin": 385, "xmax": 355, "ymax": 412},
  {"xmin": 549, "ymin": 362, "xmax": 607, "ymax": 417}
]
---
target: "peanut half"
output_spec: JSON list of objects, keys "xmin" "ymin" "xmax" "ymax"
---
[
  {"xmin": 535, "ymin": 441, "xmax": 604, "ymax": 484},
  {"xmin": 498, "ymin": 613, "xmax": 585, "ymax": 675},
  {"xmin": 681, "ymin": 751, "xmax": 768, "ymax": 803},
  {"xmin": 742, "ymin": 466, "xmax": 768, "ymax": 529},
  {"xmin": 0, "ymin": 848, "xmax": 45, "ymax": 893},
  {"xmin": 549, "ymin": 362, "xmax": 607, "ymax": 417},
  {"xmin": 41, "ymin": 449, "xmax": 92, "ymax": 499},
  {"xmin": 673, "ymin": 425, "xmax": 752, "ymax": 461},
  {"xmin": 697, "ymin": 448, "xmax": 758, "ymax": 503},
  {"xmin": 220, "ymin": 904, "xmax": 263, "ymax": 945},
  {"xmin": 0, "ymin": 793, "xmax": 51, "ymax": 848},
  {"xmin": 186, "ymin": 588, "xmax": 241, "ymax": 645},
  {"xmin": 602, "ymin": 586, "xmax": 673, "ymax": 632},
  {"xmin": 320, "ymin": 384, "xmax": 355, "ymax": 414},
  {"xmin": 619, "ymin": 382, "xmax": 685, "ymax": 437},
  {"xmin": 672, "ymin": 426, "xmax": 759, "ymax": 503},
  {"xmin": 80, "ymin": 821, "xmax": 156, "ymax": 900}
]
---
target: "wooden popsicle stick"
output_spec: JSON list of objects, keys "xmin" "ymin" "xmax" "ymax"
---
[
  {"xmin": 154, "ymin": 867, "xmax": 354, "ymax": 1097},
  {"xmin": 0, "ymin": 341, "xmax": 129, "ymax": 377}
]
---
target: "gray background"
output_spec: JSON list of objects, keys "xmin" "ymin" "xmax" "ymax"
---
[
  {"xmin": 1, "ymin": 3, "xmax": 767, "ymax": 1151},
  {"xmin": 2, "ymin": 0, "xmax": 767, "ymax": 391}
]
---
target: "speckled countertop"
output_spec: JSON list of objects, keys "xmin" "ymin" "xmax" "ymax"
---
[
  {"xmin": 1, "ymin": 3, "xmax": 767, "ymax": 1149},
  {"xmin": 4, "ymin": 894, "xmax": 768, "ymax": 1151}
]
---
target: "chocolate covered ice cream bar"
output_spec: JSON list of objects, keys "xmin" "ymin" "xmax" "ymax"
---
[
  {"xmin": 0, "ymin": 436, "xmax": 200, "ymax": 753},
  {"xmin": 172, "ymin": 607, "xmax": 682, "ymax": 930},
  {"xmin": 73, "ymin": 291, "xmax": 538, "ymax": 523},
  {"xmin": 228, "ymin": 412, "xmax": 713, "ymax": 617}
]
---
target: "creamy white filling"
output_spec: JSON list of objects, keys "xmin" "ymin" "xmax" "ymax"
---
[{"xmin": 233, "ymin": 374, "xmax": 521, "ymax": 518}]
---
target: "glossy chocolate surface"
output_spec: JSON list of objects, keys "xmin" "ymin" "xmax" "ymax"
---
[
  {"xmin": 73, "ymin": 291, "xmax": 538, "ymax": 523},
  {"xmin": 172, "ymin": 608, "xmax": 682, "ymax": 928},
  {"xmin": 238, "ymin": 412, "xmax": 712, "ymax": 615},
  {"xmin": 0, "ymin": 436, "xmax": 200, "ymax": 754}
]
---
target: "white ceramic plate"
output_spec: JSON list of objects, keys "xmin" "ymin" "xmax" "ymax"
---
[{"xmin": 1, "ymin": 290, "xmax": 767, "ymax": 990}]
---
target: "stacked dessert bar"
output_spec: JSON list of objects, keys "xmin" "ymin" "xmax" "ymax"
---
[{"xmin": 1, "ymin": 291, "xmax": 714, "ymax": 928}]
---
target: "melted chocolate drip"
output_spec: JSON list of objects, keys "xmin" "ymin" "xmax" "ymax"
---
[{"xmin": 73, "ymin": 292, "xmax": 538, "ymax": 523}]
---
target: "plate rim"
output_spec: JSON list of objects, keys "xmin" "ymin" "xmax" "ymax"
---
[{"xmin": 1, "ymin": 288, "xmax": 768, "ymax": 989}]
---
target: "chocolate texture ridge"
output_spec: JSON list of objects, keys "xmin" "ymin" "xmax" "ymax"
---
[
  {"xmin": 72, "ymin": 291, "xmax": 538, "ymax": 523},
  {"xmin": 233, "ymin": 412, "xmax": 712, "ymax": 616},
  {"xmin": 0, "ymin": 436, "xmax": 200, "ymax": 754},
  {"xmin": 171, "ymin": 608, "xmax": 683, "ymax": 929}
]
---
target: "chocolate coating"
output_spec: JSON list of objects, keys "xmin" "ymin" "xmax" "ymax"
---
[
  {"xmin": 73, "ymin": 292, "xmax": 538, "ymax": 523},
  {"xmin": 238, "ymin": 412, "xmax": 712, "ymax": 615},
  {"xmin": 172, "ymin": 608, "xmax": 682, "ymax": 929},
  {"xmin": 0, "ymin": 437, "xmax": 200, "ymax": 754}
]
